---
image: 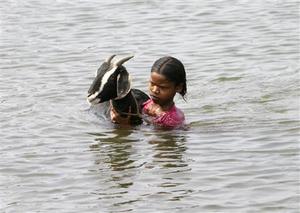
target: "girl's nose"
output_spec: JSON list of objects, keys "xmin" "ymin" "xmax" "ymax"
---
[{"xmin": 152, "ymin": 85, "xmax": 160, "ymax": 94}]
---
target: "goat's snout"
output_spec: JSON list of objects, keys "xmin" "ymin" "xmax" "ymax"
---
[{"xmin": 87, "ymin": 92, "xmax": 100, "ymax": 104}]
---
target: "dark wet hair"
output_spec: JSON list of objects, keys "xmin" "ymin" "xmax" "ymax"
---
[{"xmin": 151, "ymin": 56, "xmax": 187, "ymax": 99}]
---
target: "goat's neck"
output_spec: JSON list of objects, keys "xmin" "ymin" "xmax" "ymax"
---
[
  {"xmin": 111, "ymin": 91, "xmax": 140, "ymax": 116},
  {"xmin": 112, "ymin": 91, "xmax": 132, "ymax": 105}
]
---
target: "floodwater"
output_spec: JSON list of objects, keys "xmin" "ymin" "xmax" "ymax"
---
[{"xmin": 0, "ymin": 0, "xmax": 299, "ymax": 212}]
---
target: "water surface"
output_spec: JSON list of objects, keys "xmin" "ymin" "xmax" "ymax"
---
[{"xmin": 0, "ymin": 0, "xmax": 299, "ymax": 212}]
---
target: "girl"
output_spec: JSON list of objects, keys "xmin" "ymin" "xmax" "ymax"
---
[{"xmin": 111, "ymin": 56, "xmax": 187, "ymax": 129}]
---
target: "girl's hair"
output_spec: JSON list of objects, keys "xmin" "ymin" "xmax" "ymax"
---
[{"xmin": 151, "ymin": 56, "xmax": 187, "ymax": 99}]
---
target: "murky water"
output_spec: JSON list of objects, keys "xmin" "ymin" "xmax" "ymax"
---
[{"xmin": 1, "ymin": 0, "xmax": 299, "ymax": 212}]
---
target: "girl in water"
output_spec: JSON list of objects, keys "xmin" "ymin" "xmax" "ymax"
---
[{"xmin": 111, "ymin": 56, "xmax": 187, "ymax": 129}]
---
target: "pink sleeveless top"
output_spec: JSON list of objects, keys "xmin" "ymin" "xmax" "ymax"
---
[{"xmin": 142, "ymin": 99, "xmax": 185, "ymax": 128}]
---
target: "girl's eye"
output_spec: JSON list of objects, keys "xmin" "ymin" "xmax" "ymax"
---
[
  {"xmin": 149, "ymin": 82, "xmax": 157, "ymax": 88},
  {"xmin": 149, "ymin": 81, "xmax": 170, "ymax": 90},
  {"xmin": 158, "ymin": 85, "xmax": 168, "ymax": 89}
]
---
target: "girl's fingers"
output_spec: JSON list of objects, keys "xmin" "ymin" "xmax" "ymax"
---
[{"xmin": 110, "ymin": 107, "xmax": 131, "ymax": 124}]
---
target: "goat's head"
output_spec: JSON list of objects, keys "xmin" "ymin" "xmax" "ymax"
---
[{"xmin": 87, "ymin": 55, "xmax": 133, "ymax": 105}]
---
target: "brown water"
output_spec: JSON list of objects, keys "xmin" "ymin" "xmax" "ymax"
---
[{"xmin": 1, "ymin": 0, "xmax": 299, "ymax": 212}]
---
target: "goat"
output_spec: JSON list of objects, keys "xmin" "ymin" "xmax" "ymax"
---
[{"xmin": 87, "ymin": 55, "xmax": 149, "ymax": 125}]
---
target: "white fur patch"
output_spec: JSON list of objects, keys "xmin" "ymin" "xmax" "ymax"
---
[{"xmin": 99, "ymin": 66, "xmax": 117, "ymax": 94}]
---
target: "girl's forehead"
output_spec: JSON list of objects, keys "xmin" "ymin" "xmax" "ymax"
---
[{"xmin": 150, "ymin": 72, "xmax": 171, "ymax": 83}]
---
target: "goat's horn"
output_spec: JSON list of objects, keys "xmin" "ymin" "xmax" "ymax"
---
[
  {"xmin": 106, "ymin": 54, "xmax": 116, "ymax": 64},
  {"xmin": 115, "ymin": 55, "xmax": 134, "ymax": 66}
]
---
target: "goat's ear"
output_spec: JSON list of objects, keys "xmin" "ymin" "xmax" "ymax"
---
[{"xmin": 116, "ymin": 71, "xmax": 132, "ymax": 98}]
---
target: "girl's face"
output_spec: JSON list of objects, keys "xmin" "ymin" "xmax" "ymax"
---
[{"xmin": 149, "ymin": 72, "xmax": 182, "ymax": 108}]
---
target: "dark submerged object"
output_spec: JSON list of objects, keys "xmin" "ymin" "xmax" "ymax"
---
[{"xmin": 87, "ymin": 55, "xmax": 149, "ymax": 125}]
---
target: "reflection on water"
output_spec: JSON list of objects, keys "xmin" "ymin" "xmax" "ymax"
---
[
  {"xmin": 88, "ymin": 128, "xmax": 193, "ymax": 210},
  {"xmin": 89, "ymin": 128, "xmax": 136, "ymax": 193},
  {"xmin": 148, "ymin": 131, "xmax": 188, "ymax": 169},
  {"xmin": 90, "ymin": 129, "xmax": 135, "ymax": 172}
]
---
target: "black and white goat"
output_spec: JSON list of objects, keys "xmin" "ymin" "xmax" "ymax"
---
[{"xmin": 87, "ymin": 55, "xmax": 149, "ymax": 125}]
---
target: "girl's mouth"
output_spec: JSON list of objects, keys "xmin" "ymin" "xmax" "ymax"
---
[{"xmin": 150, "ymin": 95, "xmax": 159, "ymax": 102}]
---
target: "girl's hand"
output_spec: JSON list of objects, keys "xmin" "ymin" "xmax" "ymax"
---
[
  {"xmin": 146, "ymin": 103, "xmax": 164, "ymax": 117},
  {"xmin": 110, "ymin": 107, "xmax": 131, "ymax": 125}
]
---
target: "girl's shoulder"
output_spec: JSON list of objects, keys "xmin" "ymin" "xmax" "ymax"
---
[
  {"xmin": 163, "ymin": 104, "xmax": 185, "ymax": 124},
  {"xmin": 152, "ymin": 103, "xmax": 185, "ymax": 128}
]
